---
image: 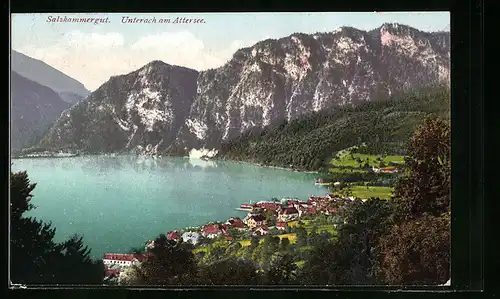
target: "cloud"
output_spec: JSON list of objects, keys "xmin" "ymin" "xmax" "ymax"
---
[{"xmin": 15, "ymin": 30, "xmax": 268, "ymax": 91}]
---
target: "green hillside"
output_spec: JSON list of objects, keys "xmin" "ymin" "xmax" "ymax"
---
[{"xmin": 217, "ymin": 85, "xmax": 450, "ymax": 172}]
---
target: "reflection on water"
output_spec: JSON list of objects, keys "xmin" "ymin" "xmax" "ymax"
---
[{"xmin": 188, "ymin": 157, "xmax": 218, "ymax": 169}]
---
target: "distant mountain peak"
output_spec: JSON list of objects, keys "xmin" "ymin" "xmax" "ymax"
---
[{"xmin": 11, "ymin": 50, "xmax": 90, "ymax": 98}]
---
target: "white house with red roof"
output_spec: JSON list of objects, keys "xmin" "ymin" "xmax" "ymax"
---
[
  {"xmin": 278, "ymin": 206, "xmax": 299, "ymax": 222},
  {"xmin": 103, "ymin": 253, "xmax": 146, "ymax": 267},
  {"xmin": 252, "ymin": 225, "xmax": 269, "ymax": 236}
]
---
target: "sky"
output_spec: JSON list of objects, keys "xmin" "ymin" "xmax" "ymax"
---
[{"xmin": 11, "ymin": 12, "xmax": 449, "ymax": 91}]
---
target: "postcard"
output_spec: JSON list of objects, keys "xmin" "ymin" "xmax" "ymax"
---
[{"xmin": 9, "ymin": 12, "xmax": 451, "ymax": 287}]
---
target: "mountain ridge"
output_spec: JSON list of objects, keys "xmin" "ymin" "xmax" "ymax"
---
[
  {"xmin": 34, "ymin": 23, "xmax": 450, "ymax": 157},
  {"xmin": 11, "ymin": 50, "xmax": 91, "ymax": 98},
  {"xmin": 11, "ymin": 71, "xmax": 72, "ymax": 152}
]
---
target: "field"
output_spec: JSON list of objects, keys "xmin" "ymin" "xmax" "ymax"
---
[
  {"xmin": 350, "ymin": 185, "xmax": 394, "ymax": 199},
  {"xmin": 237, "ymin": 222, "xmax": 336, "ymax": 247},
  {"xmin": 330, "ymin": 152, "xmax": 405, "ymax": 168}
]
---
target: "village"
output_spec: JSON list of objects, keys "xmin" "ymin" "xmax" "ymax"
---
[{"xmin": 102, "ymin": 191, "xmax": 362, "ymax": 280}]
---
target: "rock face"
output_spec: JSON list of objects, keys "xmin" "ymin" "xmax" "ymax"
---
[
  {"xmin": 38, "ymin": 23, "xmax": 450, "ymax": 155},
  {"xmin": 11, "ymin": 50, "xmax": 91, "ymax": 98},
  {"xmin": 38, "ymin": 61, "xmax": 199, "ymax": 154},
  {"xmin": 11, "ymin": 71, "xmax": 71, "ymax": 151}
]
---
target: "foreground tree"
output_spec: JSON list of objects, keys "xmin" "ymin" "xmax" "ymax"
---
[
  {"xmin": 132, "ymin": 234, "xmax": 198, "ymax": 285},
  {"xmin": 197, "ymin": 257, "xmax": 261, "ymax": 285},
  {"xmin": 374, "ymin": 116, "xmax": 451, "ymax": 284},
  {"xmin": 393, "ymin": 116, "xmax": 451, "ymax": 220},
  {"xmin": 375, "ymin": 214, "xmax": 450, "ymax": 284},
  {"xmin": 10, "ymin": 171, "xmax": 104, "ymax": 284},
  {"xmin": 265, "ymin": 252, "xmax": 298, "ymax": 284}
]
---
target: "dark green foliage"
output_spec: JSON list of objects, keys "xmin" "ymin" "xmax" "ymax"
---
[
  {"xmin": 393, "ymin": 117, "xmax": 451, "ymax": 220},
  {"xmin": 133, "ymin": 234, "xmax": 198, "ymax": 285},
  {"xmin": 352, "ymin": 142, "xmax": 407, "ymax": 156},
  {"xmin": 295, "ymin": 227, "xmax": 308, "ymax": 247},
  {"xmin": 197, "ymin": 257, "xmax": 261, "ymax": 285},
  {"xmin": 265, "ymin": 253, "xmax": 298, "ymax": 284},
  {"xmin": 298, "ymin": 198, "xmax": 397, "ymax": 285},
  {"xmin": 375, "ymin": 215, "xmax": 450, "ymax": 284},
  {"xmin": 373, "ymin": 117, "xmax": 451, "ymax": 285},
  {"xmin": 217, "ymin": 85, "xmax": 450, "ymax": 171},
  {"xmin": 280, "ymin": 237, "xmax": 290, "ymax": 251}
]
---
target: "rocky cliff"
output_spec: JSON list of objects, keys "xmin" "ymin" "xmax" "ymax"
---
[{"xmin": 37, "ymin": 23, "xmax": 450, "ymax": 155}]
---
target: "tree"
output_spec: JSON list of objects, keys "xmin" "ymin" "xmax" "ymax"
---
[
  {"xmin": 374, "ymin": 214, "xmax": 450, "ymax": 285},
  {"xmin": 10, "ymin": 171, "xmax": 104, "ymax": 284},
  {"xmin": 266, "ymin": 253, "xmax": 298, "ymax": 284},
  {"xmin": 280, "ymin": 237, "xmax": 290, "ymax": 251},
  {"xmin": 54, "ymin": 234, "xmax": 104, "ymax": 284},
  {"xmin": 10, "ymin": 171, "xmax": 36, "ymax": 221},
  {"xmin": 133, "ymin": 234, "xmax": 198, "ymax": 285},
  {"xmin": 295, "ymin": 227, "xmax": 308, "ymax": 248},
  {"xmin": 261, "ymin": 235, "xmax": 280, "ymax": 269},
  {"xmin": 393, "ymin": 117, "xmax": 451, "ymax": 220},
  {"xmin": 372, "ymin": 117, "xmax": 451, "ymax": 285},
  {"xmin": 299, "ymin": 198, "xmax": 397, "ymax": 285},
  {"xmin": 197, "ymin": 257, "xmax": 261, "ymax": 285},
  {"xmin": 249, "ymin": 236, "xmax": 260, "ymax": 250}
]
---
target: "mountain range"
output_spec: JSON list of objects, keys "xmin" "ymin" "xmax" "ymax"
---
[
  {"xmin": 16, "ymin": 23, "xmax": 450, "ymax": 156},
  {"xmin": 11, "ymin": 71, "xmax": 72, "ymax": 151},
  {"xmin": 10, "ymin": 50, "xmax": 92, "ymax": 152},
  {"xmin": 11, "ymin": 50, "xmax": 90, "ymax": 101}
]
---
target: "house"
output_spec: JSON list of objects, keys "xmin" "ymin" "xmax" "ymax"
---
[
  {"xmin": 380, "ymin": 167, "xmax": 398, "ymax": 173},
  {"xmin": 220, "ymin": 224, "xmax": 229, "ymax": 235},
  {"xmin": 275, "ymin": 221, "xmax": 289, "ymax": 231},
  {"xmin": 103, "ymin": 253, "xmax": 145, "ymax": 267},
  {"xmin": 243, "ymin": 211, "xmax": 264, "ymax": 224},
  {"xmin": 247, "ymin": 214, "xmax": 267, "ymax": 228},
  {"xmin": 201, "ymin": 224, "xmax": 221, "ymax": 239},
  {"xmin": 252, "ymin": 225, "xmax": 269, "ymax": 236},
  {"xmin": 226, "ymin": 217, "xmax": 247, "ymax": 230},
  {"xmin": 225, "ymin": 235, "xmax": 234, "ymax": 242},
  {"xmin": 181, "ymin": 231, "xmax": 200, "ymax": 245},
  {"xmin": 278, "ymin": 206, "xmax": 299, "ymax": 222},
  {"xmin": 255, "ymin": 201, "xmax": 281, "ymax": 212},
  {"xmin": 167, "ymin": 230, "xmax": 181, "ymax": 241}
]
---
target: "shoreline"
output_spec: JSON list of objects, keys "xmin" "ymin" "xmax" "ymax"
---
[
  {"xmin": 214, "ymin": 157, "xmax": 320, "ymax": 175},
  {"xmin": 12, "ymin": 151, "xmax": 323, "ymax": 175}
]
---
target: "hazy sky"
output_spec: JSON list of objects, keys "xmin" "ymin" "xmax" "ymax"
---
[{"xmin": 11, "ymin": 12, "xmax": 449, "ymax": 91}]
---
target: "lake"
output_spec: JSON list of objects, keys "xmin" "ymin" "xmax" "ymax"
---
[{"xmin": 11, "ymin": 155, "xmax": 327, "ymax": 259}]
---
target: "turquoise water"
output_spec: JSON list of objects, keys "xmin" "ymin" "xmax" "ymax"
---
[{"xmin": 11, "ymin": 155, "xmax": 326, "ymax": 259}]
